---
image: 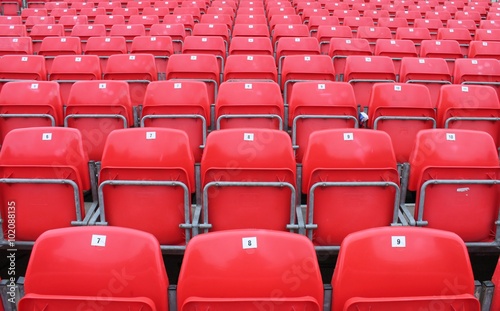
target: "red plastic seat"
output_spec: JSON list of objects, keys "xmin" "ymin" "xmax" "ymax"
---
[
  {"xmin": 18, "ymin": 226, "xmax": 168, "ymax": 310},
  {"xmin": 395, "ymin": 11, "xmax": 423, "ymax": 26},
  {"xmin": 271, "ymin": 24, "xmax": 310, "ymax": 52},
  {"xmin": 29, "ymin": 24, "xmax": 65, "ymax": 54},
  {"xmin": 229, "ymin": 36, "xmax": 273, "ymax": 56},
  {"xmin": 130, "ymin": 36, "xmax": 173, "ymax": 78},
  {"xmin": 200, "ymin": 14, "xmax": 232, "ymax": 30},
  {"xmin": 408, "ymin": 129, "xmax": 499, "ymax": 243},
  {"xmin": 289, "ymin": 81, "xmax": 358, "ymax": 163},
  {"xmin": 0, "ymin": 24, "xmax": 26, "ymax": 37},
  {"xmin": 93, "ymin": 14, "xmax": 125, "ymax": 34},
  {"xmin": 453, "ymin": 58, "xmax": 500, "ymax": 101},
  {"xmin": 343, "ymin": 16, "xmax": 375, "ymax": 34},
  {"xmin": 83, "ymin": 36, "xmax": 127, "ymax": 70},
  {"xmin": 0, "ymin": 37, "xmax": 32, "ymax": 56},
  {"xmin": 425, "ymin": 10, "xmax": 452, "ymax": 24},
  {"xmin": 414, "ymin": 18, "xmax": 442, "ymax": 39},
  {"xmin": 368, "ymin": 83, "xmax": 436, "ymax": 163},
  {"xmin": 475, "ymin": 28, "xmax": 500, "ymax": 42},
  {"xmin": 437, "ymin": 84, "xmax": 500, "ymax": 149},
  {"xmin": 96, "ymin": 1, "xmax": 121, "ymax": 14},
  {"xmin": 177, "ymin": 230, "xmax": 323, "ymax": 310},
  {"xmin": 0, "ymin": 81, "xmax": 63, "ymax": 146},
  {"xmin": 0, "ymin": 15, "xmax": 22, "ymax": 24},
  {"xmin": 234, "ymin": 14, "xmax": 267, "ymax": 25},
  {"xmin": 343, "ymin": 55, "xmax": 396, "ymax": 111},
  {"xmin": 232, "ymin": 24, "xmax": 270, "ymax": 38},
  {"xmin": 0, "ymin": 55, "xmax": 46, "ymax": 92},
  {"xmin": 0, "ymin": 127, "xmax": 90, "ymax": 241},
  {"xmin": 38, "ymin": 37, "xmax": 82, "ymax": 72},
  {"xmin": 399, "ymin": 57, "xmax": 452, "ymax": 106},
  {"xmin": 197, "ymin": 129, "xmax": 298, "ymax": 233},
  {"xmin": 98, "ymin": 128, "xmax": 195, "ymax": 247},
  {"xmin": 455, "ymin": 10, "xmax": 481, "ymax": 25},
  {"xmin": 215, "ymin": 81, "xmax": 284, "ymax": 130},
  {"xmin": 329, "ymin": 38, "xmax": 371, "ymax": 80},
  {"xmin": 224, "ymin": 54, "xmax": 277, "ymax": 82},
  {"xmin": 332, "ymin": 227, "xmax": 480, "ymax": 311},
  {"xmin": 166, "ymin": 54, "xmax": 220, "ymax": 104},
  {"xmin": 25, "ymin": 16, "xmax": 55, "ymax": 32},
  {"xmin": 182, "ymin": 36, "xmax": 226, "ymax": 77},
  {"xmin": 70, "ymin": 24, "xmax": 106, "ymax": 49},
  {"xmin": 173, "ymin": 7, "xmax": 201, "ymax": 23},
  {"xmin": 378, "ymin": 17, "xmax": 409, "ymax": 35},
  {"xmin": 269, "ymin": 14, "xmax": 302, "ymax": 31},
  {"xmin": 128, "ymin": 15, "xmax": 159, "ymax": 33},
  {"xmin": 395, "ymin": 27, "xmax": 432, "ymax": 53},
  {"xmin": 374, "ymin": 39, "xmax": 418, "ymax": 73},
  {"xmin": 109, "ymin": 24, "xmax": 146, "ymax": 50},
  {"xmin": 111, "ymin": 7, "xmax": 139, "ymax": 22},
  {"xmin": 48, "ymin": 55, "xmax": 101, "ymax": 105},
  {"xmin": 21, "ymin": 8, "xmax": 47, "ymax": 23},
  {"xmin": 162, "ymin": 14, "xmax": 195, "ymax": 36},
  {"xmin": 468, "ymin": 41, "xmax": 500, "ymax": 59},
  {"xmin": 356, "ymin": 26, "xmax": 392, "ymax": 52},
  {"xmin": 308, "ymin": 15, "xmax": 340, "ymax": 37},
  {"xmin": 78, "ymin": 7, "xmax": 106, "ymax": 23},
  {"xmin": 58, "ymin": 15, "xmax": 88, "ymax": 35},
  {"xmin": 65, "ymin": 81, "xmax": 134, "ymax": 161},
  {"xmin": 437, "ymin": 28, "xmax": 472, "ymax": 56},
  {"xmin": 317, "ymin": 25, "xmax": 353, "ymax": 54},
  {"xmin": 141, "ymin": 80, "xmax": 210, "ymax": 162},
  {"xmin": 276, "ymin": 36, "xmax": 320, "ymax": 70},
  {"xmin": 419, "ymin": 39, "xmax": 463, "ymax": 74},
  {"xmin": 192, "ymin": 23, "xmax": 230, "ymax": 47},
  {"xmin": 150, "ymin": 23, "xmax": 185, "ymax": 53},
  {"xmin": 447, "ymin": 19, "xmax": 477, "ymax": 37},
  {"xmin": 302, "ymin": 129, "xmax": 400, "ymax": 246}
]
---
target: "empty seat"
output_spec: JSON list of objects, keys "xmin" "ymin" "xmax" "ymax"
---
[
  {"xmin": 192, "ymin": 23, "xmax": 230, "ymax": 47},
  {"xmin": 395, "ymin": 27, "xmax": 432, "ymax": 53},
  {"xmin": 0, "ymin": 37, "xmax": 32, "ymax": 55},
  {"xmin": 269, "ymin": 14, "xmax": 302, "ymax": 31},
  {"xmin": 475, "ymin": 28, "xmax": 500, "ymax": 42},
  {"xmin": 400, "ymin": 57, "xmax": 452, "ymax": 105},
  {"xmin": 374, "ymin": 39, "xmax": 418, "ymax": 74},
  {"xmin": 0, "ymin": 55, "xmax": 46, "ymax": 91},
  {"xmin": 289, "ymin": 81, "xmax": 358, "ymax": 163},
  {"xmin": 378, "ymin": 17, "xmax": 409, "ymax": 35},
  {"xmin": 232, "ymin": 24, "xmax": 270, "ymax": 38},
  {"xmin": 343, "ymin": 55, "xmax": 396, "ymax": 111},
  {"xmin": 21, "ymin": 8, "xmax": 47, "ymax": 23},
  {"xmin": 38, "ymin": 37, "xmax": 82, "ymax": 72},
  {"xmin": 98, "ymin": 128, "xmax": 195, "ymax": 248},
  {"xmin": 276, "ymin": 36, "xmax": 320, "ymax": 70},
  {"xmin": 70, "ymin": 24, "xmax": 106, "ymax": 49},
  {"xmin": 216, "ymin": 81, "xmax": 284, "ymax": 130},
  {"xmin": 109, "ymin": 24, "xmax": 146, "ymax": 50},
  {"xmin": 331, "ymin": 227, "xmax": 480, "ymax": 311},
  {"xmin": 0, "ymin": 15, "xmax": 22, "ymax": 25},
  {"xmin": 308, "ymin": 16, "xmax": 340, "ymax": 37},
  {"xmin": 453, "ymin": 58, "xmax": 500, "ymax": 101},
  {"xmin": 414, "ymin": 18, "xmax": 443, "ymax": 39},
  {"xmin": 228, "ymin": 36, "xmax": 273, "ymax": 56},
  {"xmin": 447, "ymin": 19, "xmax": 477, "ymax": 37},
  {"xmin": 468, "ymin": 41, "xmax": 500, "ymax": 59},
  {"xmin": 18, "ymin": 226, "xmax": 169, "ymax": 310},
  {"xmin": 356, "ymin": 26, "xmax": 392, "ymax": 53},
  {"xmin": 166, "ymin": 54, "xmax": 220, "ymax": 104},
  {"xmin": 25, "ymin": 16, "xmax": 55, "ymax": 31},
  {"xmin": 29, "ymin": 23, "xmax": 65, "ymax": 54},
  {"xmin": 162, "ymin": 14, "xmax": 195, "ymax": 36},
  {"xmin": 437, "ymin": 84, "xmax": 500, "ymax": 149},
  {"xmin": 83, "ymin": 36, "xmax": 127, "ymax": 70},
  {"xmin": 0, "ymin": 127, "xmax": 89, "ymax": 242},
  {"xmin": 182, "ymin": 36, "xmax": 226, "ymax": 78},
  {"xmin": 0, "ymin": 81, "xmax": 63, "ymax": 147},
  {"xmin": 65, "ymin": 81, "xmax": 134, "ymax": 161},
  {"xmin": 368, "ymin": 83, "xmax": 436, "ymax": 163},
  {"xmin": 103, "ymin": 54, "xmax": 157, "ymax": 106},
  {"xmin": 437, "ymin": 28, "xmax": 472, "ymax": 56},
  {"xmin": 196, "ymin": 129, "xmax": 298, "ymax": 233},
  {"xmin": 329, "ymin": 38, "xmax": 372, "ymax": 80},
  {"xmin": 0, "ymin": 24, "xmax": 26, "ymax": 37},
  {"xmin": 130, "ymin": 36, "xmax": 173, "ymax": 79},
  {"xmin": 408, "ymin": 129, "xmax": 499, "ymax": 243},
  {"xmin": 58, "ymin": 15, "xmax": 88, "ymax": 34},
  {"xmin": 141, "ymin": 80, "xmax": 210, "ymax": 162},
  {"xmin": 234, "ymin": 14, "xmax": 267, "ymax": 26},
  {"xmin": 317, "ymin": 25, "xmax": 353, "ymax": 54},
  {"xmin": 93, "ymin": 14, "xmax": 125, "ymax": 34},
  {"xmin": 149, "ymin": 23, "xmax": 185, "ymax": 53},
  {"xmin": 200, "ymin": 14, "xmax": 232, "ymax": 30},
  {"xmin": 419, "ymin": 39, "xmax": 463, "ymax": 74},
  {"xmin": 343, "ymin": 16, "xmax": 375, "ymax": 34},
  {"xmin": 178, "ymin": 229, "xmax": 323, "ymax": 310},
  {"xmin": 111, "ymin": 7, "xmax": 139, "ymax": 22},
  {"xmin": 128, "ymin": 15, "xmax": 159, "ymax": 33},
  {"xmin": 225, "ymin": 52, "xmax": 277, "ymax": 82},
  {"xmin": 78, "ymin": 7, "xmax": 106, "ymax": 23},
  {"xmin": 271, "ymin": 24, "xmax": 310, "ymax": 52},
  {"xmin": 48, "ymin": 55, "xmax": 101, "ymax": 105},
  {"xmin": 302, "ymin": 129, "xmax": 400, "ymax": 247}
]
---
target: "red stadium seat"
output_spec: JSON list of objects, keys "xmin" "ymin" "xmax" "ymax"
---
[
  {"xmin": 83, "ymin": 36, "xmax": 127, "ymax": 70},
  {"xmin": 182, "ymin": 36, "xmax": 226, "ymax": 78},
  {"xmin": 475, "ymin": 28, "xmax": 500, "ymax": 42},
  {"xmin": 130, "ymin": 36, "xmax": 173, "ymax": 79},
  {"xmin": 70, "ymin": 24, "xmax": 106, "ymax": 49},
  {"xmin": 437, "ymin": 28, "xmax": 472, "ymax": 56},
  {"xmin": 0, "ymin": 55, "xmax": 46, "ymax": 91},
  {"xmin": 419, "ymin": 39, "xmax": 463, "ymax": 74},
  {"xmin": 0, "ymin": 24, "xmax": 26, "ymax": 37},
  {"xmin": 98, "ymin": 128, "xmax": 195, "ymax": 248},
  {"xmin": 453, "ymin": 58, "xmax": 500, "ymax": 101},
  {"xmin": 317, "ymin": 25, "xmax": 353, "ymax": 54},
  {"xmin": 329, "ymin": 38, "xmax": 371, "ymax": 80},
  {"xmin": 149, "ymin": 23, "xmax": 185, "ymax": 53},
  {"xmin": 38, "ymin": 37, "xmax": 82, "ymax": 72},
  {"xmin": 395, "ymin": 27, "xmax": 432, "ymax": 54},
  {"xmin": 224, "ymin": 54, "xmax": 277, "ymax": 82},
  {"xmin": 0, "ymin": 37, "xmax": 32, "ymax": 55},
  {"xmin": 232, "ymin": 24, "xmax": 270, "ymax": 38},
  {"xmin": 468, "ymin": 41, "xmax": 500, "ymax": 59},
  {"xmin": 109, "ymin": 24, "xmax": 146, "ymax": 50},
  {"xmin": 374, "ymin": 39, "xmax": 418, "ymax": 74}
]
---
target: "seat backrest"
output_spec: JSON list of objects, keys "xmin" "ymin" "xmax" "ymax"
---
[
  {"xmin": 420, "ymin": 39, "xmax": 463, "ymax": 59},
  {"xmin": 468, "ymin": 40, "xmax": 500, "ymax": 59},
  {"xmin": 103, "ymin": 53, "xmax": 157, "ymax": 81},
  {"xmin": 224, "ymin": 54, "xmax": 277, "ymax": 82},
  {"xmin": 49, "ymin": 55, "xmax": 101, "ymax": 81},
  {"xmin": 232, "ymin": 24, "xmax": 270, "ymax": 38},
  {"xmin": 84, "ymin": 36, "xmax": 127, "ymax": 55},
  {"xmin": 70, "ymin": 24, "xmax": 106, "ymax": 41},
  {"xmin": 453, "ymin": 58, "xmax": 500, "ymax": 84},
  {"xmin": 38, "ymin": 36, "xmax": 82, "ymax": 56},
  {"xmin": 374, "ymin": 39, "xmax": 418, "ymax": 57},
  {"xmin": 0, "ymin": 37, "xmax": 33, "ymax": 55},
  {"xmin": 400, "ymin": 57, "xmax": 451, "ymax": 82},
  {"xmin": 0, "ymin": 55, "xmax": 46, "ymax": 84},
  {"xmin": 19, "ymin": 226, "xmax": 169, "ymax": 311},
  {"xmin": 178, "ymin": 229, "xmax": 323, "ymax": 311},
  {"xmin": 130, "ymin": 35, "xmax": 173, "ymax": 56},
  {"xmin": 0, "ymin": 24, "xmax": 26, "ymax": 37},
  {"xmin": 331, "ymin": 227, "xmax": 477, "ymax": 311},
  {"xmin": 228, "ymin": 36, "xmax": 273, "ymax": 56},
  {"xmin": 475, "ymin": 28, "xmax": 500, "ymax": 42},
  {"xmin": 109, "ymin": 23, "xmax": 146, "ymax": 39},
  {"xmin": 281, "ymin": 54, "xmax": 336, "ymax": 90}
]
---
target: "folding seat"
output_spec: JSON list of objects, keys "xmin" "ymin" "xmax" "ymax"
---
[
  {"xmin": 93, "ymin": 14, "xmax": 125, "ymax": 35},
  {"xmin": 296, "ymin": 1, "xmax": 322, "ymax": 16},
  {"xmin": 206, "ymin": 6, "xmax": 235, "ymax": 17},
  {"xmin": 281, "ymin": 55, "xmax": 336, "ymax": 118},
  {"xmin": 363, "ymin": 9, "xmax": 390, "ymax": 24},
  {"xmin": 302, "ymin": 129, "xmax": 400, "ymax": 247},
  {"xmin": 343, "ymin": 16, "xmax": 375, "ymax": 35},
  {"xmin": 38, "ymin": 37, "xmax": 82, "ymax": 73},
  {"xmin": 395, "ymin": 11, "xmax": 423, "ymax": 26},
  {"xmin": 400, "ymin": 57, "xmax": 452, "ymax": 106},
  {"xmin": 329, "ymin": 38, "xmax": 372, "ymax": 80},
  {"xmin": 276, "ymin": 37, "xmax": 320, "ymax": 73},
  {"xmin": 356, "ymin": 26, "xmax": 392, "ymax": 53},
  {"xmin": 192, "ymin": 23, "xmax": 230, "ymax": 49},
  {"xmin": 25, "ymin": 16, "xmax": 56, "ymax": 34},
  {"xmin": 267, "ymin": 6, "xmax": 296, "ymax": 19},
  {"xmin": 103, "ymin": 54, "xmax": 157, "ymax": 107},
  {"xmin": 0, "ymin": 81, "xmax": 63, "ymax": 148},
  {"xmin": 96, "ymin": 0, "xmax": 121, "ymax": 14},
  {"xmin": 351, "ymin": 2, "xmax": 377, "ymax": 13},
  {"xmin": 130, "ymin": 36, "xmax": 172, "ymax": 79},
  {"xmin": 0, "ymin": 0, "xmax": 21, "ymax": 15},
  {"xmin": 141, "ymin": 81, "xmax": 209, "ymax": 162},
  {"xmin": 333, "ymin": 9, "xmax": 360, "ymax": 25},
  {"xmin": 166, "ymin": 54, "xmax": 220, "ymax": 104},
  {"xmin": 368, "ymin": 83, "xmax": 436, "ymax": 163},
  {"xmin": 374, "ymin": 39, "xmax": 418, "ymax": 74},
  {"xmin": 49, "ymin": 8, "xmax": 77, "ymax": 22},
  {"xmin": 0, "ymin": 37, "xmax": 33, "ymax": 55},
  {"xmin": 468, "ymin": 41, "xmax": 500, "ymax": 59},
  {"xmin": 343, "ymin": 55, "xmax": 396, "ymax": 111},
  {"xmin": 414, "ymin": 18, "xmax": 442, "ymax": 39},
  {"xmin": 128, "ymin": 15, "xmax": 159, "ymax": 34},
  {"xmin": 308, "ymin": 16, "xmax": 340, "ymax": 37},
  {"xmin": 126, "ymin": 0, "xmax": 151, "ymax": 12},
  {"xmin": 0, "ymin": 24, "xmax": 26, "ymax": 37},
  {"xmin": 455, "ymin": 10, "xmax": 482, "ymax": 26},
  {"xmin": 480, "ymin": 20, "xmax": 500, "ymax": 30},
  {"xmin": 0, "ymin": 15, "xmax": 21, "ymax": 24},
  {"xmin": 437, "ymin": 85, "xmax": 499, "ymax": 149},
  {"xmin": 153, "ymin": 0, "xmax": 179, "ymax": 14},
  {"xmin": 48, "ymin": 55, "xmax": 101, "ymax": 105},
  {"xmin": 425, "ymin": 10, "xmax": 452, "ymax": 25},
  {"xmin": 487, "ymin": 12, "xmax": 500, "ymax": 21},
  {"xmin": 0, "ymin": 55, "xmax": 46, "ymax": 92},
  {"xmin": 83, "ymin": 36, "xmax": 127, "ymax": 70},
  {"xmin": 331, "ymin": 227, "xmax": 480, "ymax": 311},
  {"xmin": 182, "ymin": 36, "xmax": 226, "ymax": 80},
  {"xmin": 447, "ymin": 20, "xmax": 477, "ymax": 38},
  {"xmin": 70, "ymin": 1, "xmax": 95, "ymax": 14},
  {"xmin": 58, "ymin": 15, "xmax": 88, "ymax": 35},
  {"xmin": 215, "ymin": 81, "xmax": 284, "ymax": 130},
  {"xmin": 395, "ymin": 27, "xmax": 432, "ymax": 53},
  {"xmin": 435, "ymin": 4, "xmax": 458, "ymax": 18},
  {"xmin": 18, "ymin": 227, "xmax": 169, "ymax": 310},
  {"xmin": 232, "ymin": 24, "xmax": 270, "ymax": 38},
  {"xmin": 111, "ymin": 7, "xmax": 139, "ymax": 23},
  {"xmin": 419, "ymin": 39, "xmax": 463, "ymax": 75},
  {"xmin": 195, "ymin": 129, "xmax": 298, "ymax": 233},
  {"xmin": 180, "ymin": 0, "xmax": 206, "ymax": 16},
  {"xmin": 269, "ymin": 14, "xmax": 302, "ymax": 31},
  {"xmin": 289, "ymin": 81, "xmax": 358, "ymax": 163},
  {"xmin": 407, "ymin": 129, "xmax": 500, "ymax": 244},
  {"xmin": 212, "ymin": 0, "xmax": 237, "ymax": 10},
  {"xmin": 272, "ymin": 24, "xmax": 310, "ymax": 52},
  {"xmin": 377, "ymin": 17, "xmax": 409, "ymax": 36},
  {"xmin": 444, "ymin": 0, "xmax": 466, "ymax": 10},
  {"xmin": 317, "ymin": 25, "xmax": 353, "ymax": 55},
  {"xmin": 239, "ymin": 0, "xmax": 264, "ymax": 8},
  {"xmin": 237, "ymin": 6, "xmax": 266, "ymax": 15},
  {"xmin": 408, "ymin": 4, "xmax": 431, "ymax": 16},
  {"xmin": 78, "ymin": 7, "xmax": 106, "ymax": 23},
  {"xmin": 301, "ymin": 8, "xmax": 329, "ymax": 25},
  {"xmin": 380, "ymin": 4, "xmax": 405, "ymax": 17},
  {"xmin": 0, "ymin": 127, "xmax": 90, "ymax": 242},
  {"xmin": 97, "ymin": 128, "xmax": 195, "ymax": 248},
  {"xmin": 142, "ymin": 7, "xmax": 170, "ymax": 22},
  {"xmin": 29, "ymin": 24, "xmax": 64, "ymax": 55},
  {"xmin": 224, "ymin": 55, "xmax": 277, "ymax": 82},
  {"xmin": 437, "ymin": 28, "xmax": 472, "ymax": 57},
  {"xmin": 162, "ymin": 14, "xmax": 195, "ymax": 36},
  {"xmin": 21, "ymin": 8, "xmax": 47, "ymax": 23},
  {"xmin": 150, "ymin": 23, "xmax": 185, "ymax": 53},
  {"xmin": 200, "ymin": 14, "xmax": 233, "ymax": 30},
  {"xmin": 453, "ymin": 58, "xmax": 500, "ymax": 101},
  {"xmin": 325, "ymin": 2, "xmax": 349, "ymax": 13},
  {"xmin": 372, "ymin": 0, "xmax": 392, "ymax": 9},
  {"xmin": 234, "ymin": 14, "xmax": 267, "ymax": 25},
  {"xmin": 475, "ymin": 28, "xmax": 500, "ymax": 42},
  {"xmin": 178, "ymin": 230, "xmax": 323, "ymax": 309},
  {"xmin": 44, "ymin": 1, "xmax": 68, "ymax": 10},
  {"xmin": 109, "ymin": 24, "xmax": 146, "ymax": 51},
  {"xmin": 65, "ymin": 80, "xmax": 134, "ymax": 161},
  {"xmin": 228, "ymin": 37, "xmax": 273, "ymax": 57},
  {"xmin": 70, "ymin": 24, "xmax": 106, "ymax": 50},
  {"xmin": 419, "ymin": 0, "xmax": 439, "ymax": 8}
]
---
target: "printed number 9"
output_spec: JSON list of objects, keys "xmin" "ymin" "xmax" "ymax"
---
[{"xmin": 396, "ymin": 239, "xmax": 401, "ymax": 245}]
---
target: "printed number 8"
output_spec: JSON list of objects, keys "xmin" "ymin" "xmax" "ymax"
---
[{"xmin": 247, "ymin": 240, "xmax": 252, "ymax": 246}]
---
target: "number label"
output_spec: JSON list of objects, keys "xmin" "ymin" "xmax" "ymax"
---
[
  {"xmin": 343, "ymin": 133, "xmax": 354, "ymax": 141},
  {"xmin": 244, "ymin": 133, "xmax": 254, "ymax": 141},
  {"xmin": 391, "ymin": 236, "xmax": 406, "ymax": 248},
  {"xmin": 242, "ymin": 237, "xmax": 257, "ymax": 249},
  {"xmin": 91, "ymin": 234, "xmax": 107, "ymax": 247}
]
